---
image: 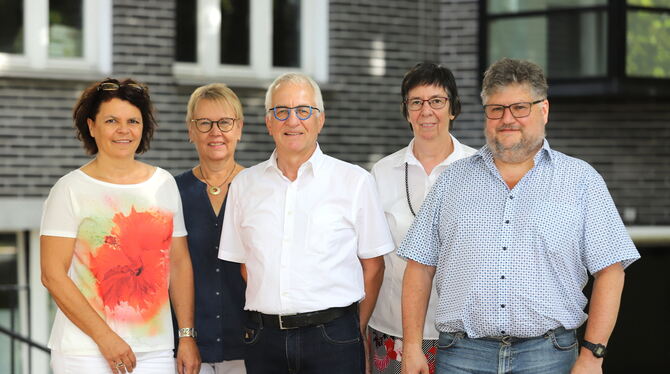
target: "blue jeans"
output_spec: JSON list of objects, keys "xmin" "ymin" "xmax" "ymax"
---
[
  {"xmin": 243, "ymin": 309, "xmax": 364, "ymax": 374},
  {"xmin": 436, "ymin": 327, "xmax": 578, "ymax": 374}
]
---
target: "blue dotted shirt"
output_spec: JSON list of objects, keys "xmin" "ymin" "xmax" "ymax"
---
[{"xmin": 398, "ymin": 140, "xmax": 640, "ymax": 338}]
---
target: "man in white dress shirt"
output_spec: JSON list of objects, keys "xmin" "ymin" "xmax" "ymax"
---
[{"xmin": 218, "ymin": 72, "xmax": 394, "ymax": 374}]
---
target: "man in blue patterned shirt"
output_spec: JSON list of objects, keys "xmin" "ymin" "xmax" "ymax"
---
[{"xmin": 399, "ymin": 58, "xmax": 640, "ymax": 374}]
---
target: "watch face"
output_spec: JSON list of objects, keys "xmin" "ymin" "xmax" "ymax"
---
[{"xmin": 595, "ymin": 346, "xmax": 606, "ymax": 357}]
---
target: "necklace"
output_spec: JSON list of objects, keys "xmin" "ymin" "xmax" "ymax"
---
[
  {"xmin": 405, "ymin": 162, "xmax": 416, "ymax": 217},
  {"xmin": 199, "ymin": 164, "xmax": 236, "ymax": 195}
]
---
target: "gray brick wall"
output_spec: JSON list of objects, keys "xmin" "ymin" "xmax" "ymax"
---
[{"xmin": 0, "ymin": 0, "xmax": 668, "ymax": 226}]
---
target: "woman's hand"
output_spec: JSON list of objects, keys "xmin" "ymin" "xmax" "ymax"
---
[
  {"xmin": 176, "ymin": 337, "xmax": 201, "ymax": 374},
  {"xmin": 95, "ymin": 331, "xmax": 136, "ymax": 373}
]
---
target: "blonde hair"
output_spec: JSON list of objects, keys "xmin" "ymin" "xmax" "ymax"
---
[{"xmin": 186, "ymin": 83, "xmax": 244, "ymax": 125}]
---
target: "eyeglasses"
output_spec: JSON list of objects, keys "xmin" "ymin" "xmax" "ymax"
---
[
  {"xmin": 269, "ymin": 106, "xmax": 320, "ymax": 121},
  {"xmin": 98, "ymin": 82, "xmax": 144, "ymax": 92},
  {"xmin": 191, "ymin": 118, "xmax": 236, "ymax": 133},
  {"xmin": 483, "ymin": 99, "xmax": 544, "ymax": 119},
  {"xmin": 405, "ymin": 97, "xmax": 449, "ymax": 111}
]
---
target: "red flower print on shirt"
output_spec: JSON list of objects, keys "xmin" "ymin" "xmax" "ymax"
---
[{"xmin": 89, "ymin": 207, "xmax": 173, "ymax": 322}]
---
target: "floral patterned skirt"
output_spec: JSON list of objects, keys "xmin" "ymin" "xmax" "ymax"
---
[{"xmin": 369, "ymin": 327, "xmax": 437, "ymax": 374}]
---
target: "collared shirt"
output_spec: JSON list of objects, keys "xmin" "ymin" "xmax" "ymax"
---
[
  {"xmin": 368, "ymin": 135, "xmax": 477, "ymax": 339},
  {"xmin": 398, "ymin": 140, "xmax": 640, "ymax": 339},
  {"xmin": 219, "ymin": 145, "xmax": 394, "ymax": 314},
  {"xmin": 174, "ymin": 170, "xmax": 246, "ymax": 362}
]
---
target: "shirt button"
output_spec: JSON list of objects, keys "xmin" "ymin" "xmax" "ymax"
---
[
  {"xmin": 501, "ymin": 330, "xmax": 506, "ymax": 334},
  {"xmin": 504, "ymin": 220, "xmax": 510, "ymax": 224},
  {"xmin": 502, "ymin": 246, "xmax": 507, "ymax": 251},
  {"xmin": 501, "ymin": 275, "xmax": 505, "ymax": 279},
  {"xmin": 509, "ymin": 195, "xmax": 514, "ymax": 199},
  {"xmin": 216, "ymin": 315, "xmax": 221, "ymax": 319},
  {"xmin": 215, "ymin": 245, "xmax": 218, "ymax": 249},
  {"xmin": 215, "ymin": 291, "xmax": 220, "ymax": 296},
  {"xmin": 501, "ymin": 304, "xmax": 506, "ymax": 308},
  {"xmin": 215, "ymin": 268, "xmax": 220, "ymax": 272},
  {"xmin": 216, "ymin": 338, "xmax": 221, "ymax": 342}
]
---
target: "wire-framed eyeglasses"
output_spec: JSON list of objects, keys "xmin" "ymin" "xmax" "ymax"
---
[
  {"xmin": 190, "ymin": 118, "xmax": 236, "ymax": 133},
  {"xmin": 269, "ymin": 106, "xmax": 321, "ymax": 121},
  {"xmin": 405, "ymin": 97, "xmax": 449, "ymax": 111},
  {"xmin": 483, "ymin": 99, "xmax": 544, "ymax": 119}
]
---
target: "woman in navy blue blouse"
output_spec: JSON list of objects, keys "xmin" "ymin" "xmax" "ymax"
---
[{"xmin": 175, "ymin": 83, "xmax": 246, "ymax": 374}]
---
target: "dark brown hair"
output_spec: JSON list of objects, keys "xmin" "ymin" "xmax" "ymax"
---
[{"xmin": 73, "ymin": 78, "xmax": 157, "ymax": 155}]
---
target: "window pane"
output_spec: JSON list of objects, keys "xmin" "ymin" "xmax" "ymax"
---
[
  {"xmin": 49, "ymin": 0, "xmax": 83, "ymax": 58},
  {"xmin": 176, "ymin": 0, "xmax": 197, "ymax": 62},
  {"xmin": 628, "ymin": 0, "xmax": 670, "ymax": 8},
  {"xmin": 488, "ymin": 0, "xmax": 606, "ymax": 14},
  {"xmin": 273, "ymin": 0, "xmax": 301, "ymax": 67},
  {"xmin": 0, "ymin": 0, "xmax": 23, "ymax": 54},
  {"xmin": 627, "ymin": 10, "xmax": 670, "ymax": 78},
  {"xmin": 220, "ymin": 0, "xmax": 250, "ymax": 65},
  {"xmin": 488, "ymin": 12, "xmax": 607, "ymax": 78}
]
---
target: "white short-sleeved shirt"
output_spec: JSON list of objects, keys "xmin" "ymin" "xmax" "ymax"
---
[
  {"xmin": 219, "ymin": 145, "xmax": 394, "ymax": 314},
  {"xmin": 368, "ymin": 136, "xmax": 476, "ymax": 339},
  {"xmin": 40, "ymin": 168, "xmax": 187, "ymax": 355}
]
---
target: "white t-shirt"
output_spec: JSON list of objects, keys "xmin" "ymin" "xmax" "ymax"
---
[
  {"xmin": 368, "ymin": 135, "xmax": 477, "ymax": 339},
  {"xmin": 40, "ymin": 167, "xmax": 187, "ymax": 355},
  {"xmin": 218, "ymin": 145, "xmax": 395, "ymax": 314}
]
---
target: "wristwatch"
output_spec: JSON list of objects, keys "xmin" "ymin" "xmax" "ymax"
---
[
  {"xmin": 178, "ymin": 327, "xmax": 197, "ymax": 339},
  {"xmin": 582, "ymin": 340, "xmax": 607, "ymax": 358}
]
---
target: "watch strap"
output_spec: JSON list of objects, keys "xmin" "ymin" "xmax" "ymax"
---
[{"xmin": 582, "ymin": 340, "xmax": 607, "ymax": 358}]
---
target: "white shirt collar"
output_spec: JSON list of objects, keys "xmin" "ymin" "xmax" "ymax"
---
[
  {"xmin": 264, "ymin": 143, "xmax": 326, "ymax": 178},
  {"xmin": 395, "ymin": 134, "xmax": 467, "ymax": 170}
]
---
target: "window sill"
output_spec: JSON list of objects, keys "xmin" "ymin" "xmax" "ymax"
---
[
  {"xmin": 548, "ymin": 77, "xmax": 670, "ymax": 98},
  {"xmin": 0, "ymin": 65, "xmax": 107, "ymax": 82}
]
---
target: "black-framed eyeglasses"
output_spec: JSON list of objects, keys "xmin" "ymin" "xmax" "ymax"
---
[
  {"xmin": 269, "ymin": 106, "xmax": 321, "ymax": 121},
  {"xmin": 483, "ymin": 99, "xmax": 544, "ymax": 119},
  {"xmin": 98, "ymin": 82, "xmax": 144, "ymax": 92},
  {"xmin": 190, "ymin": 118, "xmax": 237, "ymax": 133},
  {"xmin": 405, "ymin": 97, "xmax": 449, "ymax": 111}
]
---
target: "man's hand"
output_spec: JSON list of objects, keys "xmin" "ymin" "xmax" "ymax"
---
[
  {"xmin": 401, "ymin": 344, "xmax": 430, "ymax": 374},
  {"xmin": 570, "ymin": 348, "xmax": 603, "ymax": 374}
]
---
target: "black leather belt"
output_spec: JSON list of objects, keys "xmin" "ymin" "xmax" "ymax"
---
[{"xmin": 251, "ymin": 303, "xmax": 358, "ymax": 330}]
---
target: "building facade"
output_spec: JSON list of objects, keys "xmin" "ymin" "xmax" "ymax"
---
[{"xmin": 0, "ymin": 0, "xmax": 668, "ymax": 372}]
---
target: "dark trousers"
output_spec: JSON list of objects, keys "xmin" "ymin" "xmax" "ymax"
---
[{"xmin": 243, "ymin": 308, "xmax": 364, "ymax": 374}]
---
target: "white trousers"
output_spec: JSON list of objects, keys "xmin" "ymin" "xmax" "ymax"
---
[
  {"xmin": 198, "ymin": 360, "xmax": 246, "ymax": 374},
  {"xmin": 51, "ymin": 349, "xmax": 175, "ymax": 374}
]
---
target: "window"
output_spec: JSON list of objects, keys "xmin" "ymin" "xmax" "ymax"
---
[
  {"xmin": 482, "ymin": 0, "xmax": 670, "ymax": 96},
  {"xmin": 174, "ymin": 0, "xmax": 328, "ymax": 85},
  {"xmin": 627, "ymin": 0, "xmax": 670, "ymax": 78},
  {"xmin": 0, "ymin": 0, "xmax": 111, "ymax": 79}
]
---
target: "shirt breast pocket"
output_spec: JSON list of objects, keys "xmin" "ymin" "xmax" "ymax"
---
[
  {"xmin": 533, "ymin": 202, "xmax": 583, "ymax": 258},
  {"xmin": 308, "ymin": 211, "xmax": 354, "ymax": 254}
]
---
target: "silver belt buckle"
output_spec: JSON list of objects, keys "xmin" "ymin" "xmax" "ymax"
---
[{"xmin": 278, "ymin": 313, "xmax": 297, "ymax": 330}]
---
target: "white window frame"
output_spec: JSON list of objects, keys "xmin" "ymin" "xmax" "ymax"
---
[
  {"xmin": 173, "ymin": 0, "xmax": 329, "ymax": 86},
  {"xmin": 0, "ymin": 0, "xmax": 112, "ymax": 79}
]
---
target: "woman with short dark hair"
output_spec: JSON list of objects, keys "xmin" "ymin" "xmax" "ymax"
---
[
  {"xmin": 40, "ymin": 78, "xmax": 200, "ymax": 374},
  {"xmin": 368, "ymin": 63, "xmax": 477, "ymax": 374}
]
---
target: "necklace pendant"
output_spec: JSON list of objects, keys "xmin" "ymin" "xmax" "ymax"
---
[{"xmin": 209, "ymin": 186, "xmax": 221, "ymax": 195}]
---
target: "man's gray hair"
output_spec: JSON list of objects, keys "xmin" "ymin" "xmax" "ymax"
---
[
  {"xmin": 264, "ymin": 73, "xmax": 324, "ymax": 115},
  {"xmin": 480, "ymin": 58, "xmax": 548, "ymax": 103}
]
